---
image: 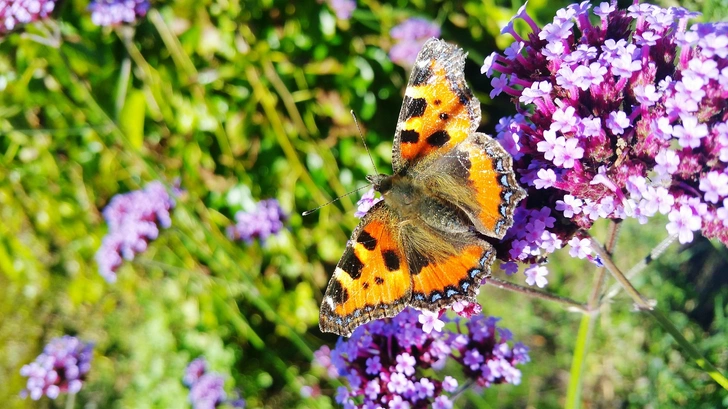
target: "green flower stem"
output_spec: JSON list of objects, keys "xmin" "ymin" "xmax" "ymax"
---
[
  {"xmin": 565, "ymin": 314, "xmax": 594, "ymax": 409},
  {"xmin": 65, "ymin": 392, "xmax": 76, "ymax": 409},
  {"xmin": 566, "ymin": 221, "xmax": 620, "ymax": 409},
  {"xmin": 602, "ymin": 233, "xmax": 678, "ymax": 302},
  {"xmin": 591, "ymin": 236, "xmax": 728, "ymax": 390}
]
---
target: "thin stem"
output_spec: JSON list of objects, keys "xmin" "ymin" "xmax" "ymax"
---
[
  {"xmin": 590, "ymin": 237, "xmax": 653, "ymax": 310},
  {"xmin": 566, "ymin": 221, "xmax": 621, "ymax": 409},
  {"xmin": 591, "ymin": 236, "xmax": 728, "ymax": 390},
  {"xmin": 602, "ymin": 233, "xmax": 678, "ymax": 302},
  {"xmin": 486, "ymin": 277, "xmax": 588, "ymax": 313},
  {"xmin": 65, "ymin": 392, "xmax": 76, "ymax": 409}
]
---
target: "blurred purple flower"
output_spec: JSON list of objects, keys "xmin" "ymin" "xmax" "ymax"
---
[
  {"xmin": 184, "ymin": 358, "xmax": 245, "ymax": 409},
  {"xmin": 189, "ymin": 373, "xmax": 226, "ymax": 409},
  {"xmin": 95, "ymin": 181, "xmax": 175, "ymax": 283},
  {"xmin": 328, "ymin": 0, "xmax": 355, "ymax": 20},
  {"xmin": 312, "ymin": 308, "xmax": 527, "ymax": 408},
  {"xmin": 0, "ymin": 0, "xmax": 56, "ymax": 34},
  {"xmin": 482, "ymin": 1, "xmax": 728, "ymax": 282},
  {"xmin": 88, "ymin": 0, "xmax": 149, "ymax": 27},
  {"xmin": 389, "ymin": 18, "xmax": 440, "ymax": 67},
  {"xmin": 227, "ymin": 199, "xmax": 286, "ymax": 243},
  {"xmin": 20, "ymin": 336, "xmax": 93, "ymax": 401},
  {"xmin": 354, "ymin": 188, "xmax": 382, "ymax": 218},
  {"xmin": 184, "ymin": 358, "xmax": 207, "ymax": 387}
]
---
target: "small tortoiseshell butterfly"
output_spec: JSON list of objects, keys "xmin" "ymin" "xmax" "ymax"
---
[{"xmin": 319, "ymin": 38, "xmax": 526, "ymax": 337}]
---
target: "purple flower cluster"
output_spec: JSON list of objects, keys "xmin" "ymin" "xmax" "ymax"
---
[
  {"xmin": 1, "ymin": 0, "xmax": 56, "ymax": 34},
  {"xmin": 227, "ymin": 199, "xmax": 286, "ymax": 243},
  {"xmin": 389, "ymin": 18, "xmax": 441, "ymax": 67},
  {"xmin": 482, "ymin": 1, "xmax": 728, "ymax": 284},
  {"xmin": 328, "ymin": 0, "xmax": 356, "ymax": 20},
  {"xmin": 88, "ymin": 0, "xmax": 149, "ymax": 27},
  {"xmin": 313, "ymin": 308, "xmax": 528, "ymax": 408},
  {"xmin": 95, "ymin": 181, "xmax": 175, "ymax": 283},
  {"xmin": 20, "ymin": 336, "xmax": 93, "ymax": 401},
  {"xmin": 184, "ymin": 358, "xmax": 245, "ymax": 409}
]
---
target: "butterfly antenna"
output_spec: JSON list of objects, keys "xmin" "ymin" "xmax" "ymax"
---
[
  {"xmin": 351, "ymin": 110, "xmax": 379, "ymax": 175},
  {"xmin": 302, "ymin": 184, "xmax": 372, "ymax": 216}
]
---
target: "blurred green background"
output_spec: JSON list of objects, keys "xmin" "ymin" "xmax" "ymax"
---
[{"xmin": 1, "ymin": 0, "xmax": 727, "ymax": 408}]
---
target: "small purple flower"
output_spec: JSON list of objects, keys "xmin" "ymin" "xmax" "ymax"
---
[
  {"xmin": 667, "ymin": 205, "xmax": 702, "ymax": 244},
  {"xmin": 228, "ymin": 199, "xmax": 286, "ymax": 243},
  {"xmin": 328, "ymin": 0, "xmax": 355, "ymax": 20},
  {"xmin": 183, "ymin": 358, "xmax": 245, "ymax": 409},
  {"xmin": 355, "ymin": 188, "xmax": 382, "ymax": 218},
  {"xmin": 184, "ymin": 358, "xmax": 208, "ymax": 387},
  {"xmin": 189, "ymin": 373, "xmax": 226, "ymax": 409},
  {"xmin": 20, "ymin": 336, "xmax": 93, "ymax": 400},
  {"xmin": 418, "ymin": 309, "xmax": 444, "ymax": 333},
  {"xmin": 568, "ymin": 237, "xmax": 592, "ymax": 259},
  {"xmin": 395, "ymin": 353, "xmax": 416, "ymax": 376},
  {"xmin": 524, "ymin": 264, "xmax": 548, "ymax": 288},
  {"xmin": 88, "ymin": 0, "xmax": 149, "ymax": 26},
  {"xmin": 389, "ymin": 18, "xmax": 440, "ymax": 67},
  {"xmin": 95, "ymin": 181, "xmax": 176, "ymax": 282}
]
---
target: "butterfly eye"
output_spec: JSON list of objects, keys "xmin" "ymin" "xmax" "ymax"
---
[{"xmin": 377, "ymin": 176, "xmax": 393, "ymax": 193}]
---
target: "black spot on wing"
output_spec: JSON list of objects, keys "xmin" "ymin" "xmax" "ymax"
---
[
  {"xmin": 408, "ymin": 250, "xmax": 431, "ymax": 275},
  {"xmin": 357, "ymin": 230, "xmax": 377, "ymax": 251},
  {"xmin": 375, "ymin": 277, "xmax": 384, "ymax": 285},
  {"xmin": 330, "ymin": 279, "xmax": 349, "ymax": 304},
  {"xmin": 382, "ymin": 250, "xmax": 401, "ymax": 272},
  {"xmin": 400, "ymin": 129, "xmax": 420, "ymax": 144},
  {"xmin": 449, "ymin": 151, "xmax": 471, "ymax": 180},
  {"xmin": 363, "ymin": 282, "xmax": 370, "ymax": 290},
  {"xmin": 439, "ymin": 112, "xmax": 449, "ymax": 121},
  {"xmin": 340, "ymin": 250, "xmax": 364, "ymax": 279},
  {"xmin": 426, "ymin": 130, "xmax": 451, "ymax": 147},
  {"xmin": 411, "ymin": 66, "xmax": 432, "ymax": 86},
  {"xmin": 404, "ymin": 97, "xmax": 427, "ymax": 119},
  {"xmin": 457, "ymin": 86, "xmax": 473, "ymax": 105}
]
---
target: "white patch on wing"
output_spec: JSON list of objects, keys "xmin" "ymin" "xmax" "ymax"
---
[{"xmin": 324, "ymin": 296, "xmax": 336, "ymax": 310}]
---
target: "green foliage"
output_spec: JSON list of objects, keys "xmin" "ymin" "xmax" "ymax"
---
[{"xmin": 0, "ymin": 0, "xmax": 726, "ymax": 408}]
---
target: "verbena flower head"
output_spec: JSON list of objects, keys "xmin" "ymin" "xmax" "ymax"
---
[
  {"xmin": 184, "ymin": 358, "xmax": 246, "ymax": 409},
  {"xmin": 328, "ymin": 0, "xmax": 356, "ymax": 20},
  {"xmin": 389, "ymin": 18, "xmax": 441, "ymax": 67},
  {"xmin": 483, "ymin": 1, "xmax": 728, "ymax": 284},
  {"xmin": 88, "ymin": 0, "xmax": 149, "ymax": 27},
  {"xmin": 227, "ymin": 198, "xmax": 286, "ymax": 243},
  {"xmin": 20, "ymin": 336, "xmax": 93, "ymax": 401},
  {"xmin": 1, "ymin": 0, "xmax": 56, "ymax": 34},
  {"xmin": 313, "ymin": 308, "xmax": 528, "ymax": 408},
  {"xmin": 95, "ymin": 181, "xmax": 176, "ymax": 282}
]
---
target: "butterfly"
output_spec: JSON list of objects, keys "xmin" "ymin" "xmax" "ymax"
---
[{"xmin": 319, "ymin": 38, "xmax": 526, "ymax": 337}]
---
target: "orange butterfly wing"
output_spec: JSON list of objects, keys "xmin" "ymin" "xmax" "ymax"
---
[
  {"xmin": 407, "ymin": 240, "xmax": 495, "ymax": 310},
  {"xmin": 392, "ymin": 38, "xmax": 481, "ymax": 173},
  {"xmin": 319, "ymin": 202, "xmax": 411, "ymax": 337},
  {"xmin": 429, "ymin": 132, "xmax": 526, "ymax": 239}
]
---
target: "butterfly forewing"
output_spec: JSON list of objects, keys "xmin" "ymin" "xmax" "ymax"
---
[
  {"xmin": 392, "ymin": 38, "xmax": 481, "ymax": 173},
  {"xmin": 319, "ymin": 202, "xmax": 412, "ymax": 337}
]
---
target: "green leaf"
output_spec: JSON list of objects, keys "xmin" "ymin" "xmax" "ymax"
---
[{"xmin": 120, "ymin": 90, "xmax": 146, "ymax": 150}]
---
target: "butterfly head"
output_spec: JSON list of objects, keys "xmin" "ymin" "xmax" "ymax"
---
[{"xmin": 366, "ymin": 174, "xmax": 393, "ymax": 194}]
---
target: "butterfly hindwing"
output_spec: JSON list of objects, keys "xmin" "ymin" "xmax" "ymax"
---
[
  {"xmin": 392, "ymin": 38, "xmax": 481, "ymax": 173},
  {"xmin": 408, "ymin": 239, "xmax": 495, "ymax": 311},
  {"xmin": 423, "ymin": 132, "xmax": 526, "ymax": 239},
  {"xmin": 319, "ymin": 202, "xmax": 412, "ymax": 337}
]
